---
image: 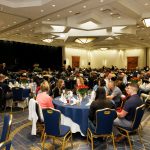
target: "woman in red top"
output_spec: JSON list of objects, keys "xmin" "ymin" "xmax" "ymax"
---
[{"xmin": 36, "ymin": 80, "xmax": 54, "ymax": 109}]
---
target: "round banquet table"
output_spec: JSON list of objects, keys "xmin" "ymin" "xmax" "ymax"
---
[{"xmin": 53, "ymin": 97, "xmax": 90, "ymax": 136}]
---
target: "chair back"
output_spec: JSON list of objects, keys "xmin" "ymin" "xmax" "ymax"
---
[
  {"xmin": 95, "ymin": 108, "xmax": 117, "ymax": 134},
  {"xmin": 22, "ymin": 89, "xmax": 30, "ymax": 98},
  {"xmin": 0, "ymin": 114, "xmax": 13, "ymax": 142},
  {"xmin": 0, "ymin": 139, "xmax": 12, "ymax": 150},
  {"xmin": 12, "ymin": 87, "xmax": 23, "ymax": 101},
  {"xmin": 36, "ymin": 103, "xmax": 44, "ymax": 123},
  {"xmin": 0, "ymin": 87, "xmax": 4, "ymax": 105},
  {"xmin": 131, "ymin": 104, "xmax": 145, "ymax": 130},
  {"xmin": 42, "ymin": 108, "xmax": 61, "ymax": 136}
]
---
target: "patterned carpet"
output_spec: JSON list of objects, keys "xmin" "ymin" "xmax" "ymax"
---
[{"xmin": 0, "ymin": 108, "xmax": 150, "ymax": 150}]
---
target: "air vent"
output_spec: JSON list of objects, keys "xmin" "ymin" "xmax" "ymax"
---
[{"xmin": 74, "ymin": 12, "xmax": 80, "ymax": 15}]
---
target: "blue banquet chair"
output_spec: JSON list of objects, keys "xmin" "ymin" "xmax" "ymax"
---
[
  {"xmin": 11, "ymin": 87, "xmax": 28, "ymax": 111},
  {"xmin": 42, "ymin": 108, "xmax": 73, "ymax": 150},
  {"xmin": 87, "ymin": 108, "xmax": 117, "ymax": 150},
  {"xmin": 0, "ymin": 139, "xmax": 12, "ymax": 150},
  {"xmin": 0, "ymin": 114, "xmax": 13, "ymax": 143},
  {"xmin": 116, "ymin": 104, "xmax": 145, "ymax": 150}
]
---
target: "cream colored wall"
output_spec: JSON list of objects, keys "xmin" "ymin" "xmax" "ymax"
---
[
  {"xmin": 64, "ymin": 47, "xmax": 89, "ymax": 67},
  {"xmin": 147, "ymin": 48, "xmax": 150, "ymax": 67},
  {"xmin": 64, "ymin": 47, "xmax": 146, "ymax": 68}
]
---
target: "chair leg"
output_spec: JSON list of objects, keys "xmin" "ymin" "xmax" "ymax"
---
[
  {"xmin": 111, "ymin": 133, "xmax": 116, "ymax": 150},
  {"xmin": 126, "ymin": 132, "xmax": 133, "ymax": 150},
  {"xmin": 91, "ymin": 136, "xmax": 94, "ymax": 150},
  {"xmin": 11, "ymin": 100, "xmax": 13, "ymax": 112},
  {"xmin": 87, "ymin": 129, "xmax": 94, "ymax": 150},
  {"xmin": 40, "ymin": 128, "xmax": 45, "ymax": 142},
  {"xmin": 70, "ymin": 132, "xmax": 73, "ymax": 148},
  {"xmin": 52, "ymin": 137, "xmax": 55, "ymax": 144},
  {"xmin": 42, "ymin": 134, "xmax": 46, "ymax": 150},
  {"xmin": 137, "ymin": 129, "xmax": 143, "ymax": 144},
  {"xmin": 62, "ymin": 138, "xmax": 65, "ymax": 150}
]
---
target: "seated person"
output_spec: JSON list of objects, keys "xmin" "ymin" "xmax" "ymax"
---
[
  {"xmin": 52, "ymin": 79, "xmax": 65, "ymax": 98},
  {"xmin": 88, "ymin": 87, "xmax": 115, "ymax": 131},
  {"xmin": 0, "ymin": 74, "xmax": 12, "ymax": 110},
  {"xmin": 73, "ymin": 76, "xmax": 85, "ymax": 94},
  {"xmin": 36, "ymin": 80, "xmax": 54, "ymax": 109},
  {"xmin": 113, "ymin": 83, "xmax": 143, "ymax": 142},
  {"xmin": 93, "ymin": 78, "xmax": 108, "ymax": 92},
  {"xmin": 106, "ymin": 81, "xmax": 122, "ymax": 107},
  {"xmin": 76, "ymin": 76, "xmax": 85, "ymax": 87}
]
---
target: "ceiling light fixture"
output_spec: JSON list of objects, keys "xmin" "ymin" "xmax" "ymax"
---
[
  {"xmin": 42, "ymin": 38, "xmax": 53, "ymax": 43},
  {"xmin": 142, "ymin": 18, "xmax": 150, "ymax": 27},
  {"xmin": 75, "ymin": 37, "xmax": 95, "ymax": 44},
  {"xmin": 100, "ymin": 48, "xmax": 108, "ymax": 51}
]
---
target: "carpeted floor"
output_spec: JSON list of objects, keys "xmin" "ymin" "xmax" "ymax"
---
[{"xmin": 0, "ymin": 108, "xmax": 150, "ymax": 150}]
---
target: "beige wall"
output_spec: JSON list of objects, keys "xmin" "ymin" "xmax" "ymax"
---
[
  {"xmin": 64, "ymin": 47, "xmax": 146, "ymax": 69},
  {"xmin": 147, "ymin": 48, "xmax": 150, "ymax": 67}
]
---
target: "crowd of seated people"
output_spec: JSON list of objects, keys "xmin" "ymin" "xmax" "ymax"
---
[{"xmin": 0, "ymin": 63, "xmax": 149, "ymax": 145}]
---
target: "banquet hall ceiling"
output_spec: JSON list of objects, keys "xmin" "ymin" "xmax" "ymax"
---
[{"xmin": 0, "ymin": 0, "xmax": 150, "ymax": 50}]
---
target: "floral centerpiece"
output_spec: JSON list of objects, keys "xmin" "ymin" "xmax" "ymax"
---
[
  {"xmin": 130, "ymin": 77, "xmax": 140, "ymax": 83},
  {"xmin": 20, "ymin": 76, "xmax": 28, "ymax": 84},
  {"xmin": 76, "ymin": 85, "xmax": 89, "ymax": 99}
]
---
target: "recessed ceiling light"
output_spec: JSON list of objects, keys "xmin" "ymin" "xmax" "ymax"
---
[
  {"xmin": 100, "ymin": 8, "xmax": 103, "ymax": 11},
  {"xmin": 60, "ymin": 34, "xmax": 65, "ymax": 38},
  {"xmin": 110, "ymin": 12, "xmax": 113, "ymax": 15},
  {"xmin": 47, "ymin": 18, "xmax": 50, "ymax": 21},
  {"xmin": 100, "ymin": 0, "xmax": 104, "ymax": 2},
  {"xmin": 41, "ymin": 9, "xmax": 44, "ymax": 12},
  {"xmin": 42, "ymin": 38, "xmax": 53, "ymax": 43},
  {"xmin": 51, "ymin": 25, "xmax": 65, "ymax": 32},
  {"xmin": 69, "ymin": 10, "xmax": 72, "ymax": 13},
  {"xmin": 118, "ymin": 16, "xmax": 121, "ymax": 19},
  {"xmin": 83, "ymin": 5, "xmax": 87, "ymax": 8},
  {"xmin": 52, "ymin": 4, "xmax": 56, "ymax": 7},
  {"xmin": 144, "ymin": 3, "xmax": 149, "ymax": 6}
]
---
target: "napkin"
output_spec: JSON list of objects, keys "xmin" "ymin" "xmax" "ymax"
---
[
  {"xmin": 85, "ymin": 100, "xmax": 93, "ymax": 106},
  {"xmin": 89, "ymin": 90, "xmax": 96, "ymax": 101},
  {"xmin": 59, "ymin": 94, "xmax": 67, "ymax": 103},
  {"xmin": 70, "ymin": 97, "xmax": 77, "ymax": 105}
]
